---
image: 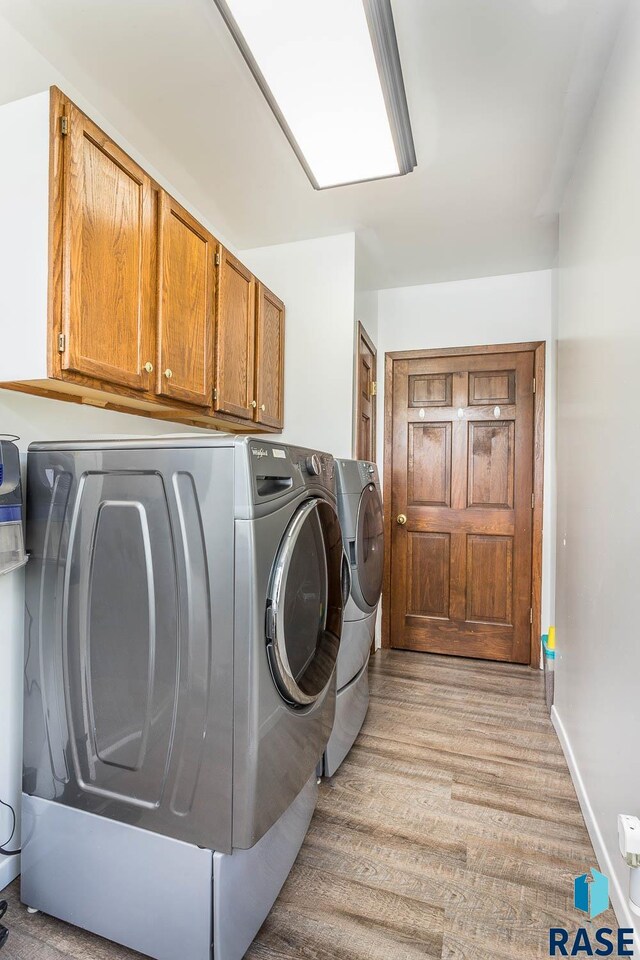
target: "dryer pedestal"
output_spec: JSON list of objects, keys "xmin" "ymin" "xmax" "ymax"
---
[
  {"xmin": 21, "ymin": 776, "xmax": 318, "ymax": 960},
  {"xmin": 323, "ymin": 657, "xmax": 370, "ymax": 777},
  {"xmin": 336, "ymin": 608, "xmax": 376, "ymax": 688},
  {"xmin": 322, "ymin": 606, "xmax": 375, "ymax": 777}
]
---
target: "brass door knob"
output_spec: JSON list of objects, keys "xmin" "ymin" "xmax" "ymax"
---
[
  {"xmin": 143, "ymin": 361, "xmax": 153, "ymax": 374},
  {"xmin": 164, "ymin": 369, "xmax": 173, "ymax": 379},
  {"xmin": 251, "ymin": 400, "xmax": 257, "ymax": 408},
  {"xmin": 261, "ymin": 404, "xmax": 266, "ymax": 411},
  {"xmin": 397, "ymin": 514, "xmax": 407, "ymax": 526}
]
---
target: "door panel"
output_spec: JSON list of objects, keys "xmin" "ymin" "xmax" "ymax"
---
[
  {"xmin": 406, "ymin": 532, "xmax": 450, "ymax": 618},
  {"xmin": 409, "ymin": 373, "xmax": 452, "ymax": 407},
  {"xmin": 390, "ymin": 350, "xmax": 534, "ymax": 663},
  {"xmin": 466, "ymin": 534, "xmax": 513, "ymax": 624},
  {"xmin": 214, "ymin": 248, "xmax": 256, "ymax": 420},
  {"xmin": 61, "ymin": 100, "xmax": 154, "ymax": 390},
  {"xmin": 467, "ymin": 421, "xmax": 515, "ymax": 508},
  {"xmin": 354, "ymin": 324, "xmax": 377, "ymax": 461},
  {"xmin": 157, "ymin": 193, "xmax": 215, "ymax": 407},
  {"xmin": 468, "ymin": 370, "xmax": 515, "ymax": 405},
  {"xmin": 255, "ymin": 282, "xmax": 285, "ymax": 429},
  {"xmin": 408, "ymin": 423, "xmax": 452, "ymax": 506}
]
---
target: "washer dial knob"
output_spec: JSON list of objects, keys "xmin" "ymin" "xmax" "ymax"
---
[{"xmin": 305, "ymin": 454, "xmax": 321, "ymax": 476}]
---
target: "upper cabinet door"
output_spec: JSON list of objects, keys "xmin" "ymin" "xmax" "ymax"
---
[
  {"xmin": 214, "ymin": 248, "xmax": 256, "ymax": 421},
  {"xmin": 61, "ymin": 100, "xmax": 155, "ymax": 391},
  {"xmin": 156, "ymin": 192, "xmax": 215, "ymax": 407},
  {"xmin": 255, "ymin": 283, "xmax": 285, "ymax": 430}
]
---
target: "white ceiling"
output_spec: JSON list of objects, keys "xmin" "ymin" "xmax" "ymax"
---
[{"xmin": 0, "ymin": 0, "xmax": 628, "ymax": 290}]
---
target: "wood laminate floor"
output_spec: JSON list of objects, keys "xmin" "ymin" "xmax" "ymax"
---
[{"xmin": 2, "ymin": 651, "xmax": 612, "ymax": 959}]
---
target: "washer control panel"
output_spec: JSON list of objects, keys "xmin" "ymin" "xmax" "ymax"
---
[
  {"xmin": 357, "ymin": 460, "xmax": 379, "ymax": 486},
  {"xmin": 249, "ymin": 440, "xmax": 335, "ymax": 500},
  {"xmin": 305, "ymin": 454, "xmax": 321, "ymax": 476},
  {"xmin": 296, "ymin": 449, "xmax": 334, "ymax": 488}
]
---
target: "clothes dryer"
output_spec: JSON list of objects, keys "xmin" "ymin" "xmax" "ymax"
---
[{"xmin": 323, "ymin": 459, "xmax": 383, "ymax": 776}]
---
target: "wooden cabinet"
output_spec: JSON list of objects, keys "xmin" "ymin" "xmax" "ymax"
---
[
  {"xmin": 157, "ymin": 192, "xmax": 215, "ymax": 407},
  {"xmin": 61, "ymin": 98, "xmax": 155, "ymax": 392},
  {"xmin": 0, "ymin": 87, "xmax": 285, "ymax": 433},
  {"xmin": 214, "ymin": 257, "xmax": 286, "ymax": 431},
  {"xmin": 214, "ymin": 248, "xmax": 256, "ymax": 421},
  {"xmin": 255, "ymin": 283, "xmax": 285, "ymax": 430}
]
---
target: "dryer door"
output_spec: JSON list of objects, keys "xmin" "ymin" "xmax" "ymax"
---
[
  {"xmin": 355, "ymin": 483, "xmax": 384, "ymax": 608},
  {"xmin": 267, "ymin": 497, "xmax": 343, "ymax": 706}
]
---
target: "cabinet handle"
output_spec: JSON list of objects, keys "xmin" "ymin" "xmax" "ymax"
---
[
  {"xmin": 164, "ymin": 369, "xmax": 173, "ymax": 379},
  {"xmin": 261, "ymin": 404, "xmax": 266, "ymax": 411},
  {"xmin": 143, "ymin": 361, "xmax": 153, "ymax": 374},
  {"xmin": 251, "ymin": 400, "xmax": 257, "ymax": 408}
]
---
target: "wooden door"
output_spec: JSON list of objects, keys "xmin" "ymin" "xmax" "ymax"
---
[
  {"xmin": 354, "ymin": 323, "xmax": 377, "ymax": 461},
  {"xmin": 60, "ymin": 100, "xmax": 155, "ymax": 391},
  {"xmin": 214, "ymin": 248, "xmax": 256, "ymax": 420},
  {"xmin": 156, "ymin": 192, "xmax": 215, "ymax": 407},
  {"xmin": 255, "ymin": 283, "xmax": 285, "ymax": 430},
  {"xmin": 389, "ymin": 349, "xmax": 535, "ymax": 663}
]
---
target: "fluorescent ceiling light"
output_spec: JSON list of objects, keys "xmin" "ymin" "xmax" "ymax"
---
[{"xmin": 214, "ymin": 0, "xmax": 416, "ymax": 189}]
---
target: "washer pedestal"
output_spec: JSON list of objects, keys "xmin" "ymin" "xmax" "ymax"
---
[{"xmin": 21, "ymin": 776, "xmax": 317, "ymax": 960}]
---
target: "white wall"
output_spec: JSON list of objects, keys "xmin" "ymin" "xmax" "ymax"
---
[
  {"xmin": 376, "ymin": 269, "xmax": 556, "ymax": 632},
  {"xmin": 554, "ymin": 0, "xmax": 640, "ymax": 943},
  {"xmin": 242, "ymin": 233, "xmax": 356, "ymax": 459},
  {"xmin": 0, "ymin": 14, "xmax": 235, "ymax": 254},
  {"xmin": 0, "ymin": 91, "xmax": 49, "ymax": 381},
  {"xmin": 355, "ymin": 289, "xmax": 379, "ymax": 347}
]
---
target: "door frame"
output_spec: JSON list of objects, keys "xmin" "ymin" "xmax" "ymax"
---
[
  {"xmin": 352, "ymin": 321, "xmax": 378, "ymax": 460},
  {"xmin": 381, "ymin": 341, "xmax": 545, "ymax": 668}
]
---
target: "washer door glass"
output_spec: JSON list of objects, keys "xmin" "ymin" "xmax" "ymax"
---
[
  {"xmin": 356, "ymin": 483, "xmax": 384, "ymax": 608},
  {"xmin": 267, "ymin": 498, "xmax": 343, "ymax": 706}
]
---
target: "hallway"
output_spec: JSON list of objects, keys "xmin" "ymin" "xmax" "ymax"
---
[{"xmin": 4, "ymin": 651, "xmax": 612, "ymax": 959}]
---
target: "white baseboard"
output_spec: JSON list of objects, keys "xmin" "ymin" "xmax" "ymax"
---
[
  {"xmin": 552, "ymin": 705, "xmax": 640, "ymax": 952},
  {"xmin": 0, "ymin": 855, "xmax": 19, "ymax": 894}
]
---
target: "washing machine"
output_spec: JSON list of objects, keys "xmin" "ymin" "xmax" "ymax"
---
[
  {"xmin": 323, "ymin": 459, "xmax": 384, "ymax": 776},
  {"xmin": 21, "ymin": 436, "xmax": 344, "ymax": 960}
]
